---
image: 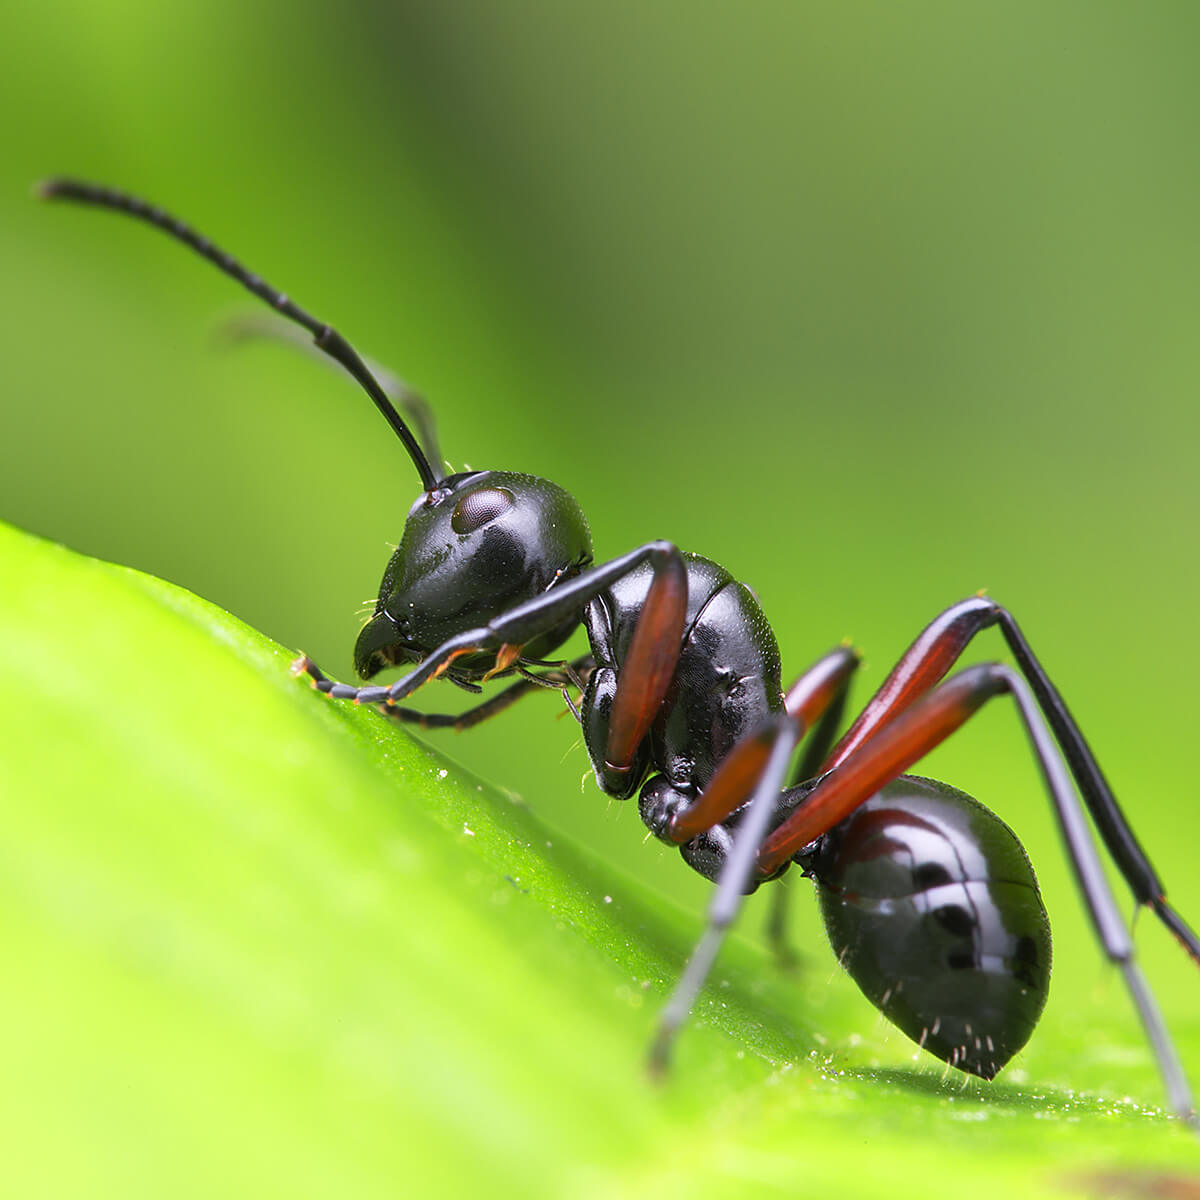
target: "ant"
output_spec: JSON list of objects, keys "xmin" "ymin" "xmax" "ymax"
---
[{"xmin": 41, "ymin": 177, "xmax": 1200, "ymax": 1131}]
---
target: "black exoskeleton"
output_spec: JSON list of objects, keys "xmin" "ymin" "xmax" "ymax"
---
[{"xmin": 42, "ymin": 177, "xmax": 1200, "ymax": 1134}]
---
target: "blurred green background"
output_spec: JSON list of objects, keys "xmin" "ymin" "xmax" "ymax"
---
[{"xmin": 5, "ymin": 0, "xmax": 1200, "ymax": 1190}]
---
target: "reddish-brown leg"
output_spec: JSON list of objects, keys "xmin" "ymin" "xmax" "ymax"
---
[
  {"xmin": 650, "ymin": 712, "xmax": 801, "ymax": 1074},
  {"xmin": 297, "ymin": 540, "xmax": 687, "ymax": 710},
  {"xmin": 645, "ymin": 647, "xmax": 858, "ymax": 1062},
  {"xmin": 822, "ymin": 595, "xmax": 997, "ymax": 769},
  {"xmin": 811, "ymin": 595, "xmax": 1199, "ymax": 963},
  {"xmin": 769, "ymin": 647, "xmax": 860, "ymax": 961},
  {"xmin": 601, "ymin": 552, "xmax": 689, "ymax": 781},
  {"xmin": 757, "ymin": 663, "xmax": 1006, "ymax": 873},
  {"xmin": 649, "ymin": 659, "xmax": 1198, "ymax": 1125},
  {"xmin": 745, "ymin": 661, "xmax": 1198, "ymax": 1127}
]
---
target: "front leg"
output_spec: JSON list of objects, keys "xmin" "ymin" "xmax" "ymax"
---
[
  {"xmin": 297, "ymin": 653, "xmax": 593, "ymax": 731},
  {"xmin": 295, "ymin": 540, "xmax": 686, "ymax": 715}
]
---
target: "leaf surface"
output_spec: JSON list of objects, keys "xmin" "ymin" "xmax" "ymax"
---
[{"xmin": 2, "ymin": 521, "xmax": 1197, "ymax": 1199}]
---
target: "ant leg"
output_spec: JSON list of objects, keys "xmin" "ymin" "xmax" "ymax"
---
[
  {"xmin": 297, "ymin": 653, "xmax": 592, "ymax": 731},
  {"xmin": 516, "ymin": 657, "xmax": 594, "ymax": 723},
  {"xmin": 995, "ymin": 611, "xmax": 1199, "ymax": 960},
  {"xmin": 596, "ymin": 560, "xmax": 688, "ymax": 787},
  {"xmin": 633, "ymin": 649, "xmax": 855, "ymax": 1003},
  {"xmin": 754, "ymin": 663, "xmax": 1198, "ymax": 1128},
  {"xmin": 220, "ymin": 314, "xmax": 442, "ymax": 473},
  {"xmin": 763, "ymin": 874, "xmax": 797, "ymax": 970},
  {"xmin": 635, "ymin": 646, "xmax": 855, "ymax": 973},
  {"xmin": 516, "ymin": 655, "xmax": 591, "ymax": 693},
  {"xmin": 296, "ymin": 540, "xmax": 686, "ymax": 721},
  {"xmin": 380, "ymin": 685, "xmax": 537, "ymax": 730},
  {"xmin": 765, "ymin": 658, "xmax": 857, "ymax": 966},
  {"xmin": 650, "ymin": 714, "xmax": 800, "ymax": 1074},
  {"xmin": 821, "ymin": 595, "xmax": 998, "ymax": 768},
  {"xmin": 786, "ymin": 661, "xmax": 855, "ymax": 785},
  {"xmin": 822, "ymin": 596, "xmax": 1200, "ymax": 962}
]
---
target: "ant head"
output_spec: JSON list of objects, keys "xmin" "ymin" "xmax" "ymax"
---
[
  {"xmin": 36, "ymin": 180, "xmax": 595, "ymax": 684},
  {"xmin": 354, "ymin": 469, "xmax": 592, "ymax": 680}
]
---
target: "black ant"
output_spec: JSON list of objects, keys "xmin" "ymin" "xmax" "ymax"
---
[{"xmin": 41, "ymin": 177, "xmax": 1200, "ymax": 1131}]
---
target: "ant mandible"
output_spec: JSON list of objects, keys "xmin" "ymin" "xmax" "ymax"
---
[{"xmin": 41, "ymin": 178, "xmax": 1200, "ymax": 1132}]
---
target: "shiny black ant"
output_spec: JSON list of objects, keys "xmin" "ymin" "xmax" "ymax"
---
[{"xmin": 42, "ymin": 178, "xmax": 1200, "ymax": 1131}]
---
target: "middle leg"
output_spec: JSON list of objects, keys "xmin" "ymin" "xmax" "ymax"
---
[
  {"xmin": 766, "ymin": 650, "xmax": 859, "ymax": 965},
  {"xmin": 753, "ymin": 662, "xmax": 1197, "ymax": 1125},
  {"xmin": 816, "ymin": 595, "xmax": 1199, "ymax": 959},
  {"xmin": 643, "ymin": 645, "xmax": 858, "ymax": 1067}
]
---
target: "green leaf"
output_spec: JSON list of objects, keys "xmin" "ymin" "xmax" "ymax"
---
[{"xmin": 2, "ymin": 520, "xmax": 1197, "ymax": 1200}]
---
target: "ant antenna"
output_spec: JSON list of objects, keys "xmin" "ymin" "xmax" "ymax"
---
[{"xmin": 38, "ymin": 178, "xmax": 442, "ymax": 494}]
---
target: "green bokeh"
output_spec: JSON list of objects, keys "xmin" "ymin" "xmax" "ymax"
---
[{"xmin": 4, "ymin": 0, "xmax": 1200, "ymax": 1189}]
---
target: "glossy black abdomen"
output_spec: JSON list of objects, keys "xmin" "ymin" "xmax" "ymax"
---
[{"xmin": 808, "ymin": 775, "xmax": 1052, "ymax": 1079}]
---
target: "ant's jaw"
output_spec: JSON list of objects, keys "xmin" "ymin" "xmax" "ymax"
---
[{"xmin": 354, "ymin": 611, "xmax": 421, "ymax": 680}]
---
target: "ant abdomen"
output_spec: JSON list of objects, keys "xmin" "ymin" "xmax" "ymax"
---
[{"xmin": 809, "ymin": 775, "xmax": 1052, "ymax": 1079}]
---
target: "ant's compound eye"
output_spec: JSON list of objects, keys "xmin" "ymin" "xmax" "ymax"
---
[{"xmin": 451, "ymin": 487, "xmax": 515, "ymax": 535}]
